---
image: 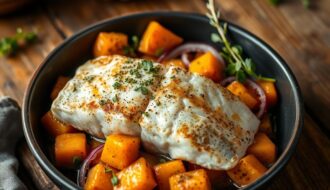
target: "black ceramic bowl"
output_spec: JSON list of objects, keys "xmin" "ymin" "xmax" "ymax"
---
[{"xmin": 22, "ymin": 12, "xmax": 303, "ymax": 189}]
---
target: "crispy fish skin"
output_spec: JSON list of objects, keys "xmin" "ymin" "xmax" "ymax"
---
[{"xmin": 140, "ymin": 66, "xmax": 259, "ymax": 170}]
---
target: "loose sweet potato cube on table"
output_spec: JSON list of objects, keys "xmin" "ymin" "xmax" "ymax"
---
[
  {"xmin": 101, "ymin": 134, "xmax": 140, "ymax": 170},
  {"xmin": 227, "ymin": 154, "xmax": 267, "ymax": 186},
  {"xmin": 138, "ymin": 21, "xmax": 183, "ymax": 56},
  {"xmin": 114, "ymin": 157, "xmax": 157, "ymax": 190},
  {"xmin": 93, "ymin": 32, "xmax": 128, "ymax": 57},
  {"xmin": 154, "ymin": 160, "xmax": 186, "ymax": 190},
  {"xmin": 169, "ymin": 169, "xmax": 211, "ymax": 190},
  {"xmin": 189, "ymin": 52, "xmax": 223, "ymax": 82},
  {"xmin": 41, "ymin": 111, "xmax": 77, "ymax": 137},
  {"xmin": 50, "ymin": 76, "xmax": 70, "ymax": 100},
  {"xmin": 85, "ymin": 163, "xmax": 114, "ymax": 190},
  {"xmin": 247, "ymin": 132, "xmax": 276, "ymax": 165},
  {"xmin": 226, "ymin": 81, "xmax": 259, "ymax": 109},
  {"xmin": 55, "ymin": 133, "xmax": 87, "ymax": 168}
]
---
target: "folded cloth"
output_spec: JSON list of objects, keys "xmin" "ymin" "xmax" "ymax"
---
[{"xmin": 0, "ymin": 97, "xmax": 27, "ymax": 190}]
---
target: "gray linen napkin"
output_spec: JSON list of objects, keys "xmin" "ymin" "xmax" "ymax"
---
[{"xmin": 0, "ymin": 97, "xmax": 27, "ymax": 190}]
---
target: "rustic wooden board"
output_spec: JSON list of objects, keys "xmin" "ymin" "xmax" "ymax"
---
[
  {"xmin": 45, "ymin": 0, "xmax": 330, "ymax": 133},
  {"xmin": 0, "ymin": 0, "xmax": 328, "ymax": 189},
  {"xmin": 0, "ymin": 6, "xmax": 63, "ymax": 104}
]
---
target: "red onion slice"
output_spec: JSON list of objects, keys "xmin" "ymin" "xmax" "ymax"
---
[
  {"xmin": 221, "ymin": 77, "xmax": 267, "ymax": 118},
  {"xmin": 157, "ymin": 43, "xmax": 225, "ymax": 67},
  {"xmin": 245, "ymin": 79, "xmax": 267, "ymax": 118},
  {"xmin": 90, "ymin": 135, "xmax": 105, "ymax": 143},
  {"xmin": 181, "ymin": 53, "xmax": 190, "ymax": 66},
  {"xmin": 77, "ymin": 144, "xmax": 104, "ymax": 187}
]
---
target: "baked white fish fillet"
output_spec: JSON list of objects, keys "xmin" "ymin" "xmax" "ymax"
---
[
  {"xmin": 52, "ymin": 55, "xmax": 260, "ymax": 169},
  {"xmin": 51, "ymin": 55, "xmax": 164, "ymax": 138},
  {"xmin": 140, "ymin": 66, "xmax": 260, "ymax": 170}
]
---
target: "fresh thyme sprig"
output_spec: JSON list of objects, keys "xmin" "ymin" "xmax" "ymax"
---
[
  {"xmin": 0, "ymin": 28, "xmax": 37, "ymax": 57},
  {"xmin": 206, "ymin": 0, "xmax": 275, "ymax": 82}
]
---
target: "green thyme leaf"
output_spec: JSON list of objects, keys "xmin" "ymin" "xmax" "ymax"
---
[
  {"xmin": 268, "ymin": 0, "xmax": 281, "ymax": 5},
  {"xmin": 105, "ymin": 167, "xmax": 112, "ymax": 173},
  {"xmin": 112, "ymin": 95, "xmax": 118, "ymax": 103},
  {"xmin": 206, "ymin": 0, "xmax": 275, "ymax": 82},
  {"xmin": 135, "ymin": 86, "xmax": 149, "ymax": 95}
]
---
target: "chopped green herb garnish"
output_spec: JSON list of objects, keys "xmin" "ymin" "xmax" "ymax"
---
[
  {"xmin": 113, "ymin": 82, "xmax": 122, "ymax": 89},
  {"xmin": 105, "ymin": 167, "xmax": 112, "ymax": 173},
  {"xmin": 111, "ymin": 174, "xmax": 119, "ymax": 186},
  {"xmin": 143, "ymin": 112, "xmax": 150, "ymax": 117},
  {"xmin": 0, "ymin": 28, "xmax": 37, "ymax": 56},
  {"xmin": 155, "ymin": 47, "xmax": 164, "ymax": 57},
  {"xmin": 99, "ymin": 99, "xmax": 107, "ymax": 106},
  {"xmin": 112, "ymin": 95, "xmax": 118, "ymax": 102},
  {"xmin": 135, "ymin": 86, "xmax": 149, "ymax": 95},
  {"xmin": 123, "ymin": 35, "xmax": 140, "ymax": 57},
  {"xmin": 72, "ymin": 156, "xmax": 82, "ymax": 167},
  {"xmin": 206, "ymin": 0, "xmax": 275, "ymax": 82},
  {"xmin": 84, "ymin": 75, "xmax": 96, "ymax": 82}
]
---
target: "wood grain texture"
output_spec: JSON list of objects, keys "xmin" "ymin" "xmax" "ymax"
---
[
  {"xmin": 0, "ymin": 5, "xmax": 62, "ymax": 104},
  {"xmin": 45, "ymin": 0, "xmax": 330, "ymax": 133}
]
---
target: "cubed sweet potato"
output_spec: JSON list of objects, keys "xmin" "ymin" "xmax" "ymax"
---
[
  {"xmin": 85, "ymin": 163, "xmax": 114, "ymax": 190},
  {"xmin": 93, "ymin": 32, "xmax": 128, "ymax": 57},
  {"xmin": 247, "ymin": 133, "xmax": 276, "ymax": 165},
  {"xmin": 163, "ymin": 59, "xmax": 186, "ymax": 70},
  {"xmin": 169, "ymin": 169, "xmax": 211, "ymax": 190},
  {"xmin": 188, "ymin": 163, "xmax": 229, "ymax": 189},
  {"xmin": 55, "ymin": 133, "xmax": 87, "ymax": 168},
  {"xmin": 257, "ymin": 80, "xmax": 278, "ymax": 107},
  {"xmin": 227, "ymin": 154, "xmax": 267, "ymax": 186},
  {"xmin": 50, "ymin": 76, "xmax": 70, "ymax": 100},
  {"xmin": 226, "ymin": 81, "xmax": 259, "ymax": 109},
  {"xmin": 259, "ymin": 114, "xmax": 273, "ymax": 136},
  {"xmin": 101, "ymin": 134, "xmax": 140, "ymax": 170},
  {"xmin": 114, "ymin": 157, "xmax": 157, "ymax": 190},
  {"xmin": 154, "ymin": 160, "xmax": 186, "ymax": 190},
  {"xmin": 138, "ymin": 21, "xmax": 183, "ymax": 56},
  {"xmin": 41, "ymin": 111, "xmax": 77, "ymax": 137},
  {"xmin": 189, "ymin": 52, "xmax": 223, "ymax": 82}
]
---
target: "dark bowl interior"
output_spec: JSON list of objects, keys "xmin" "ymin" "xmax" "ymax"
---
[{"xmin": 22, "ymin": 12, "xmax": 303, "ymax": 189}]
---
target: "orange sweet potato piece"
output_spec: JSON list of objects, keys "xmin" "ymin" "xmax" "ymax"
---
[
  {"xmin": 139, "ymin": 21, "xmax": 183, "ymax": 56},
  {"xmin": 114, "ymin": 157, "xmax": 157, "ymax": 190},
  {"xmin": 169, "ymin": 169, "xmax": 211, "ymax": 190},
  {"xmin": 55, "ymin": 133, "xmax": 87, "ymax": 168},
  {"xmin": 257, "ymin": 80, "xmax": 278, "ymax": 107},
  {"xmin": 93, "ymin": 32, "xmax": 128, "ymax": 57},
  {"xmin": 85, "ymin": 163, "xmax": 114, "ymax": 190},
  {"xmin": 154, "ymin": 160, "xmax": 186, "ymax": 190},
  {"xmin": 259, "ymin": 114, "xmax": 273, "ymax": 136},
  {"xmin": 188, "ymin": 163, "xmax": 230, "ymax": 189},
  {"xmin": 247, "ymin": 133, "xmax": 276, "ymax": 165},
  {"xmin": 227, "ymin": 81, "xmax": 259, "ymax": 109},
  {"xmin": 189, "ymin": 52, "xmax": 223, "ymax": 82},
  {"xmin": 227, "ymin": 154, "xmax": 267, "ymax": 186},
  {"xmin": 163, "ymin": 59, "xmax": 186, "ymax": 70},
  {"xmin": 50, "ymin": 76, "xmax": 70, "ymax": 100},
  {"xmin": 101, "ymin": 134, "xmax": 140, "ymax": 170},
  {"xmin": 41, "ymin": 111, "xmax": 77, "ymax": 137}
]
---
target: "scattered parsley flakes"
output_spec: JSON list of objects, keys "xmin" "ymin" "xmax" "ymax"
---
[
  {"xmin": 113, "ymin": 82, "xmax": 121, "ymax": 89},
  {"xmin": 111, "ymin": 174, "xmax": 119, "ymax": 186},
  {"xmin": 72, "ymin": 156, "xmax": 82, "ymax": 167},
  {"xmin": 112, "ymin": 95, "xmax": 118, "ymax": 103},
  {"xmin": 135, "ymin": 86, "xmax": 149, "ymax": 95}
]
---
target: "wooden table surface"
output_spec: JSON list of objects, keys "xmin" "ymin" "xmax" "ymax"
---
[{"xmin": 0, "ymin": 0, "xmax": 329, "ymax": 189}]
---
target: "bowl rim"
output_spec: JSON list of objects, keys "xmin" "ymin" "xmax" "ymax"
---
[{"xmin": 22, "ymin": 11, "xmax": 303, "ymax": 190}]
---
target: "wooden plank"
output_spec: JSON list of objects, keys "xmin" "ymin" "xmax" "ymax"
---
[
  {"xmin": 0, "ymin": 6, "xmax": 63, "ymax": 104},
  {"xmin": 45, "ymin": 0, "xmax": 330, "ymax": 132}
]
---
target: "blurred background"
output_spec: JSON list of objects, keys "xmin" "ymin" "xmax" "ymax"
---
[{"xmin": 0, "ymin": 0, "xmax": 329, "ymax": 189}]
